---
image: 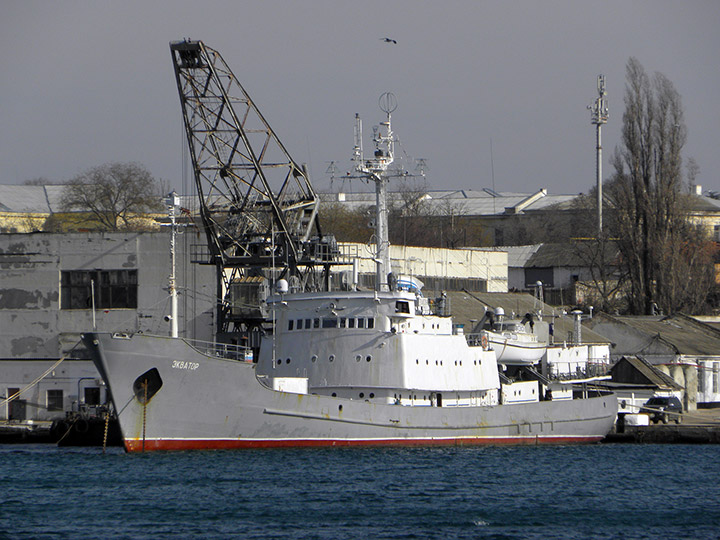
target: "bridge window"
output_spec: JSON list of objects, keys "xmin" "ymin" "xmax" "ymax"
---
[{"xmin": 322, "ymin": 318, "xmax": 338, "ymax": 329}]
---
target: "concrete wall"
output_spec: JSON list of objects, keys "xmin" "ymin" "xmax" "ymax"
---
[
  {"xmin": 0, "ymin": 231, "xmax": 216, "ymax": 421},
  {"xmin": 338, "ymin": 243, "xmax": 508, "ymax": 293},
  {"xmin": 0, "ymin": 232, "xmax": 215, "ymax": 359},
  {"xmin": 2, "ymin": 360, "xmax": 102, "ymax": 421}
]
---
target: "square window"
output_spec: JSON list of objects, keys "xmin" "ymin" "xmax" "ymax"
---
[
  {"xmin": 84, "ymin": 387, "xmax": 101, "ymax": 406},
  {"xmin": 47, "ymin": 389, "xmax": 64, "ymax": 411}
]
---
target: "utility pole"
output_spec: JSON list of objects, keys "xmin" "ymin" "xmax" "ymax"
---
[{"xmin": 588, "ymin": 75, "xmax": 609, "ymax": 234}]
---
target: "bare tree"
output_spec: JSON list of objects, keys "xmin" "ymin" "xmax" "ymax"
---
[
  {"xmin": 607, "ymin": 58, "xmax": 713, "ymax": 314},
  {"xmin": 318, "ymin": 203, "xmax": 373, "ymax": 243},
  {"xmin": 60, "ymin": 162, "xmax": 162, "ymax": 231}
]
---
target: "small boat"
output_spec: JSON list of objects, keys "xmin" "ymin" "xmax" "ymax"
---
[{"xmin": 480, "ymin": 307, "xmax": 547, "ymax": 365}]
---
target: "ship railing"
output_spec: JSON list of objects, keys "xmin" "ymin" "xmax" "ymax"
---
[
  {"xmin": 183, "ymin": 337, "xmax": 253, "ymax": 362},
  {"xmin": 547, "ymin": 360, "xmax": 612, "ymax": 381},
  {"xmin": 465, "ymin": 332, "xmax": 485, "ymax": 347}
]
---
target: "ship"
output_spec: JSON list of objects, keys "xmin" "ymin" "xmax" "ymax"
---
[
  {"xmin": 83, "ymin": 276, "xmax": 617, "ymax": 451},
  {"xmin": 81, "ymin": 40, "xmax": 617, "ymax": 452}
]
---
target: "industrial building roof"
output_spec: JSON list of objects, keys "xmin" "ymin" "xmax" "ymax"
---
[
  {"xmin": 609, "ymin": 355, "xmax": 684, "ymax": 390},
  {"xmin": 0, "ymin": 185, "xmax": 67, "ymax": 213},
  {"xmin": 598, "ymin": 313, "xmax": 720, "ymax": 357},
  {"xmin": 319, "ymin": 189, "xmax": 578, "ymax": 217},
  {"xmin": 498, "ymin": 244, "xmax": 543, "ymax": 268}
]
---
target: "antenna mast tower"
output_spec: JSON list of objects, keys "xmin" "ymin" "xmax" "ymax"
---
[
  {"xmin": 353, "ymin": 93, "xmax": 397, "ymax": 291},
  {"xmin": 588, "ymin": 75, "xmax": 609, "ymax": 234}
]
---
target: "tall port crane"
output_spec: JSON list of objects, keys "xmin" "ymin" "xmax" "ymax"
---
[{"xmin": 170, "ymin": 40, "xmax": 337, "ymax": 338}]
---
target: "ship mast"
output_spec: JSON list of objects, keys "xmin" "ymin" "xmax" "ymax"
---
[{"xmin": 352, "ymin": 93, "xmax": 397, "ymax": 291}]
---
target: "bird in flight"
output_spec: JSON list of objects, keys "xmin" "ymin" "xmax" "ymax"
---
[{"xmin": 381, "ymin": 37, "xmax": 397, "ymax": 44}]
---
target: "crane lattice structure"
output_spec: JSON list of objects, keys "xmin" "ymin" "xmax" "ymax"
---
[{"xmin": 170, "ymin": 40, "xmax": 338, "ymax": 335}]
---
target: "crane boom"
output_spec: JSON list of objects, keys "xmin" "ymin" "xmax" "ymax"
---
[
  {"xmin": 170, "ymin": 40, "xmax": 320, "ymax": 269},
  {"xmin": 170, "ymin": 40, "xmax": 337, "ymax": 335}
]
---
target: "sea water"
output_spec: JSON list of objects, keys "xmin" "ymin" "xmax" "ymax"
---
[{"xmin": 0, "ymin": 443, "xmax": 717, "ymax": 540}]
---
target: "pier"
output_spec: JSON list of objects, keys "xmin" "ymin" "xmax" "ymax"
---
[{"xmin": 605, "ymin": 408, "xmax": 720, "ymax": 443}]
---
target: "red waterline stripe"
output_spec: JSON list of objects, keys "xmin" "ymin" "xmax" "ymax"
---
[{"xmin": 125, "ymin": 435, "xmax": 604, "ymax": 452}]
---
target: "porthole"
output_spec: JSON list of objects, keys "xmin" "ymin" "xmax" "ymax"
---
[
  {"xmin": 356, "ymin": 355, "xmax": 362, "ymax": 362},
  {"xmin": 277, "ymin": 359, "xmax": 282, "ymax": 365},
  {"xmin": 339, "ymin": 405, "xmax": 343, "ymax": 411},
  {"xmin": 359, "ymin": 392, "xmax": 365, "ymax": 398},
  {"xmin": 366, "ymin": 355, "xmax": 372, "ymax": 362},
  {"xmin": 287, "ymin": 358, "xmax": 291, "ymax": 364},
  {"xmin": 311, "ymin": 355, "xmax": 318, "ymax": 363},
  {"xmin": 329, "ymin": 355, "xmax": 335, "ymax": 362},
  {"xmin": 332, "ymin": 392, "xmax": 337, "ymax": 397},
  {"xmin": 369, "ymin": 393, "xmax": 375, "ymax": 398}
]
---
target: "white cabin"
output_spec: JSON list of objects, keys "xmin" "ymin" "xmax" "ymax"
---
[{"xmin": 256, "ymin": 289, "xmax": 501, "ymax": 407}]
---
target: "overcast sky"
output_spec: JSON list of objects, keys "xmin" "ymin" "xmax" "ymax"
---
[{"xmin": 2, "ymin": 1, "xmax": 718, "ymax": 197}]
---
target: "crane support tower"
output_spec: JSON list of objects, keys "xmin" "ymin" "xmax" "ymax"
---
[{"xmin": 170, "ymin": 40, "xmax": 338, "ymax": 337}]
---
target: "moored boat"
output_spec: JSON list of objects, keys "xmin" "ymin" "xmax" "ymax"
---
[
  {"xmin": 480, "ymin": 307, "xmax": 548, "ymax": 365},
  {"xmin": 83, "ymin": 281, "xmax": 617, "ymax": 451}
]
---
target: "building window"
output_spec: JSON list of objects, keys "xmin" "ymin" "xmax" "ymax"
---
[
  {"xmin": 84, "ymin": 387, "xmax": 101, "ymax": 406},
  {"xmin": 61, "ymin": 270, "xmax": 138, "ymax": 310},
  {"xmin": 47, "ymin": 389, "xmax": 64, "ymax": 411}
]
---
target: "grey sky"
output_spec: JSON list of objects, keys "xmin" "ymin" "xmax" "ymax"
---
[{"xmin": 2, "ymin": 1, "xmax": 718, "ymax": 197}]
